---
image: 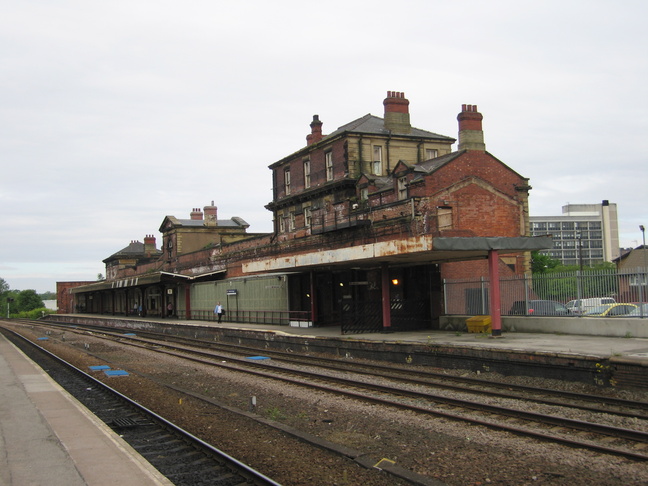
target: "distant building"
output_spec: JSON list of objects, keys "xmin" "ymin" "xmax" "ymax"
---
[
  {"xmin": 614, "ymin": 245, "xmax": 648, "ymax": 303},
  {"xmin": 530, "ymin": 201, "xmax": 620, "ymax": 266}
]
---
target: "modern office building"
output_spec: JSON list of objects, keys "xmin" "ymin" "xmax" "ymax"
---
[{"xmin": 530, "ymin": 201, "xmax": 620, "ymax": 267}]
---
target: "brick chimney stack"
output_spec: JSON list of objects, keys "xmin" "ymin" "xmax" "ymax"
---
[
  {"xmin": 190, "ymin": 207, "xmax": 203, "ymax": 220},
  {"xmin": 143, "ymin": 234, "xmax": 157, "ymax": 254},
  {"xmin": 306, "ymin": 115, "xmax": 323, "ymax": 145},
  {"xmin": 204, "ymin": 201, "xmax": 218, "ymax": 227},
  {"xmin": 383, "ymin": 91, "xmax": 411, "ymax": 134},
  {"xmin": 457, "ymin": 104, "xmax": 485, "ymax": 151}
]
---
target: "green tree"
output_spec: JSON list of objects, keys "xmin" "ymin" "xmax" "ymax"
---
[
  {"xmin": 0, "ymin": 277, "xmax": 9, "ymax": 294},
  {"xmin": 39, "ymin": 291, "xmax": 56, "ymax": 300},
  {"xmin": 16, "ymin": 289, "xmax": 44, "ymax": 312},
  {"xmin": 0, "ymin": 277, "xmax": 10, "ymax": 317},
  {"xmin": 530, "ymin": 252, "xmax": 560, "ymax": 274}
]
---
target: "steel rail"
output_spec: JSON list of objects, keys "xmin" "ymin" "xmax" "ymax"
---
[
  {"xmin": 0, "ymin": 326, "xmax": 281, "ymax": 486},
  {"xmin": 37, "ymin": 324, "xmax": 648, "ymax": 462}
]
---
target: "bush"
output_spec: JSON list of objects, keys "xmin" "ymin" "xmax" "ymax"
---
[{"xmin": 13, "ymin": 308, "xmax": 56, "ymax": 319}]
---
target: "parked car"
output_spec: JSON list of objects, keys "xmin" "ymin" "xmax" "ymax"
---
[
  {"xmin": 582, "ymin": 303, "xmax": 637, "ymax": 317},
  {"xmin": 627, "ymin": 303, "xmax": 648, "ymax": 317},
  {"xmin": 509, "ymin": 300, "xmax": 569, "ymax": 316},
  {"xmin": 565, "ymin": 297, "xmax": 616, "ymax": 315}
]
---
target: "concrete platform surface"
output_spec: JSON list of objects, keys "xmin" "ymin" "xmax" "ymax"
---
[
  {"xmin": 172, "ymin": 318, "xmax": 648, "ymax": 359},
  {"xmin": 0, "ymin": 333, "xmax": 172, "ymax": 486}
]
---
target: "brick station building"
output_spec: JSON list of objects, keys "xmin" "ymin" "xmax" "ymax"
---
[{"xmin": 61, "ymin": 92, "xmax": 550, "ymax": 335}]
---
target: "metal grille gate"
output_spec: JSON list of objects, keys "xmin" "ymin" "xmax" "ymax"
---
[{"xmin": 341, "ymin": 299, "xmax": 431, "ymax": 334}]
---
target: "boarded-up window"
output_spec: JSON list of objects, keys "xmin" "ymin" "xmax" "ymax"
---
[{"xmin": 438, "ymin": 207, "xmax": 453, "ymax": 230}]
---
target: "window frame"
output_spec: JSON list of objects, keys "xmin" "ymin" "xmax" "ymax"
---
[
  {"xmin": 372, "ymin": 145, "xmax": 383, "ymax": 175},
  {"xmin": 325, "ymin": 151, "xmax": 333, "ymax": 181},
  {"xmin": 284, "ymin": 168, "xmax": 291, "ymax": 195},
  {"xmin": 397, "ymin": 176, "xmax": 407, "ymax": 200},
  {"xmin": 303, "ymin": 159, "xmax": 311, "ymax": 189}
]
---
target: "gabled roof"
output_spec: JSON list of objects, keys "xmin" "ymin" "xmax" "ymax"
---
[
  {"xmin": 270, "ymin": 114, "xmax": 456, "ymax": 168},
  {"xmin": 159, "ymin": 216, "xmax": 250, "ymax": 232},
  {"xmin": 102, "ymin": 241, "xmax": 162, "ymax": 264},
  {"xmin": 326, "ymin": 114, "xmax": 455, "ymax": 141},
  {"xmin": 615, "ymin": 246, "xmax": 648, "ymax": 269}
]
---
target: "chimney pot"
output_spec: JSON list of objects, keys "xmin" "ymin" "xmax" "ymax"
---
[
  {"xmin": 307, "ymin": 114, "xmax": 323, "ymax": 146},
  {"xmin": 457, "ymin": 104, "xmax": 485, "ymax": 151},
  {"xmin": 383, "ymin": 91, "xmax": 411, "ymax": 134},
  {"xmin": 204, "ymin": 201, "xmax": 218, "ymax": 226}
]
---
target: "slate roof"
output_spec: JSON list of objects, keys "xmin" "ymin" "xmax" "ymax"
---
[
  {"xmin": 171, "ymin": 218, "xmax": 249, "ymax": 228},
  {"xmin": 615, "ymin": 246, "xmax": 648, "ymax": 269},
  {"xmin": 325, "ymin": 114, "xmax": 455, "ymax": 141},
  {"xmin": 103, "ymin": 241, "xmax": 162, "ymax": 263}
]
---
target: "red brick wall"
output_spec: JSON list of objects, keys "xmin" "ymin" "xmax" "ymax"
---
[{"xmin": 56, "ymin": 281, "xmax": 94, "ymax": 314}]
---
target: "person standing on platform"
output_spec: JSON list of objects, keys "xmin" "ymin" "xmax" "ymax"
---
[{"xmin": 214, "ymin": 302, "xmax": 223, "ymax": 323}]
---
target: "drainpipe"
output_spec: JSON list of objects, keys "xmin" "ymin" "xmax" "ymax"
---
[
  {"xmin": 358, "ymin": 136, "xmax": 363, "ymax": 176},
  {"xmin": 488, "ymin": 250, "xmax": 502, "ymax": 337}
]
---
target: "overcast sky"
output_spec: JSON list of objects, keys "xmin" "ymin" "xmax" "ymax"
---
[{"xmin": 1, "ymin": 1, "xmax": 647, "ymax": 293}]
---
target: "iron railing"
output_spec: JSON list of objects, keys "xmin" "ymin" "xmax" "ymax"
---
[
  {"xmin": 178, "ymin": 309, "xmax": 311, "ymax": 326},
  {"xmin": 444, "ymin": 267, "xmax": 648, "ymax": 316}
]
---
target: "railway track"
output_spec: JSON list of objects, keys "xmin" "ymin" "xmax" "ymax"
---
[
  {"xmin": 12, "ymin": 319, "xmax": 648, "ymax": 463},
  {"xmin": 0, "ymin": 326, "xmax": 281, "ymax": 486},
  {"xmin": 39, "ymin": 319, "xmax": 648, "ymax": 418}
]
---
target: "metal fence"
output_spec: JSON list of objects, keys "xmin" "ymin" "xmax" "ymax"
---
[
  {"xmin": 178, "ymin": 308, "xmax": 310, "ymax": 326},
  {"xmin": 444, "ymin": 267, "xmax": 648, "ymax": 316}
]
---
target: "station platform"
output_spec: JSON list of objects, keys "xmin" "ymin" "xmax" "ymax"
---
[
  {"xmin": 198, "ymin": 319, "xmax": 648, "ymax": 359},
  {"xmin": 0, "ymin": 332, "xmax": 172, "ymax": 486}
]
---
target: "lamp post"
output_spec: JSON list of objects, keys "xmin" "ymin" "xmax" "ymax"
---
[
  {"xmin": 641, "ymin": 225, "xmax": 646, "ymax": 266},
  {"xmin": 576, "ymin": 231, "xmax": 583, "ymax": 272},
  {"xmin": 641, "ymin": 226, "xmax": 647, "ymax": 308},
  {"xmin": 639, "ymin": 224, "xmax": 648, "ymax": 285}
]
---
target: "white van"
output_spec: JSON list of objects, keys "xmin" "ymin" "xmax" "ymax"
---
[{"xmin": 566, "ymin": 297, "xmax": 616, "ymax": 315}]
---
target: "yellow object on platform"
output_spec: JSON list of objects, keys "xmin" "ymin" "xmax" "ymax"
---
[{"xmin": 466, "ymin": 315, "xmax": 492, "ymax": 333}]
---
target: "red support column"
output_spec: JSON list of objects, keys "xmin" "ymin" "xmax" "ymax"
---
[
  {"xmin": 184, "ymin": 284, "xmax": 191, "ymax": 320},
  {"xmin": 381, "ymin": 263, "xmax": 392, "ymax": 330},
  {"xmin": 488, "ymin": 249, "xmax": 502, "ymax": 337}
]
